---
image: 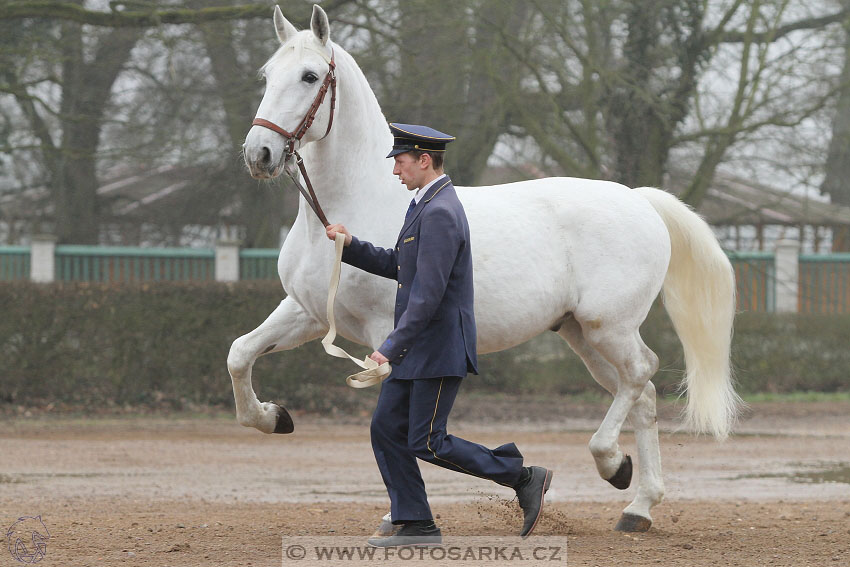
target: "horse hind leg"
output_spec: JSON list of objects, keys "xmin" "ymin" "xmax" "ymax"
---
[
  {"xmin": 557, "ymin": 317, "xmax": 633, "ymax": 484},
  {"xmin": 616, "ymin": 380, "xmax": 664, "ymax": 532},
  {"xmin": 557, "ymin": 316, "xmax": 663, "ymax": 532},
  {"xmin": 227, "ymin": 296, "xmax": 324, "ymax": 434},
  {"xmin": 587, "ymin": 324, "xmax": 661, "ymax": 531}
]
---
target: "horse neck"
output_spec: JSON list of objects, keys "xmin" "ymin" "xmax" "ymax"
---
[{"xmin": 295, "ymin": 46, "xmax": 404, "ymax": 235}]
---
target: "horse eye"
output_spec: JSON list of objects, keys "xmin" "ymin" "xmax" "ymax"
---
[{"xmin": 302, "ymin": 72, "xmax": 319, "ymax": 84}]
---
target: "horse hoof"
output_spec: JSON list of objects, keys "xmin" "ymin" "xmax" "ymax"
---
[
  {"xmin": 272, "ymin": 404, "xmax": 295, "ymax": 434},
  {"xmin": 614, "ymin": 512, "xmax": 652, "ymax": 532},
  {"xmin": 606, "ymin": 455, "xmax": 632, "ymax": 490}
]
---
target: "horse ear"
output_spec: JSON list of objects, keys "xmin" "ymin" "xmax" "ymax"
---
[
  {"xmin": 273, "ymin": 5, "xmax": 298, "ymax": 45},
  {"xmin": 311, "ymin": 4, "xmax": 330, "ymax": 46}
]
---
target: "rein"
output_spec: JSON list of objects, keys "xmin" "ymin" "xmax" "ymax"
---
[{"xmin": 252, "ymin": 49, "xmax": 337, "ymax": 227}]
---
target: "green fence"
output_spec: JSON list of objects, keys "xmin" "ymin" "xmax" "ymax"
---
[
  {"xmin": 727, "ymin": 251, "xmax": 775, "ymax": 313},
  {"xmin": 0, "ymin": 246, "xmax": 30, "ymax": 281},
  {"xmin": 239, "ymin": 249, "xmax": 279, "ymax": 280},
  {"xmin": 54, "ymin": 245, "xmax": 216, "ymax": 282},
  {"xmin": 2, "ymin": 245, "xmax": 281, "ymax": 283},
  {"xmin": 799, "ymin": 254, "xmax": 850, "ymax": 314},
  {"xmin": 5, "ymin": 244, "xmax": 850, "ymax": 314},
  {"xmin": 724, "ymin": 252, "xmax": 850, "ymax": 314}
]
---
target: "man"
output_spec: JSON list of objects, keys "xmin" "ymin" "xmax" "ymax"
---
[{"xmin": 325, "ymin": 123, "xmax": 553, "ymax": 547}]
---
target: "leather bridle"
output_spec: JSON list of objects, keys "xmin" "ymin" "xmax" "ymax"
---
[{"xmin": 251, "ymin": 49, "xmax": 337, "ymax": 227}]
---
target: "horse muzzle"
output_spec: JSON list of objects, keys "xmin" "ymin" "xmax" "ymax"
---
[{"xmin": 244, "ymin": 135, "xmax": 287, "ymax": 180}]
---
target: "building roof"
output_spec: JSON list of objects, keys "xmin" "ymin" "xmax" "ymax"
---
[
  {"xmin": 667, "ymin": 171, "xmax": 850, "ymax": 227},
  {"xmin": 480, "ymin": 164, "xmax": 850, "ymax": 227}
]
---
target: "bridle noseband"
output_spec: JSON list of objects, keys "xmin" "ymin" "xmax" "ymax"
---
[{"xmin": 251, "ymin": 48, "xmax": 337, "ymax": 227}]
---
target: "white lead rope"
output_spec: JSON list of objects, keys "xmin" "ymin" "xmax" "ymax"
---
[{"xmin": 321, "ymin": 232, "xmax": 392, "ymax": 388}]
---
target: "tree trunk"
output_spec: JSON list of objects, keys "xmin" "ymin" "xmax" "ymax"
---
[
  {"xmin": 53, "ymin": 15, "xmax": 140, "ymax": 243},
  {"xmin": 393, "ymin": 0, "xmax": 467, "ymax": 124},
  {"xmin": 196, "ymin": 15, "xmax": 284, "ymax": 248},
  {"xmin": 606, "ymin": 1, "xmax": 672, "ymax": 189},
  {"xmin": 821, "ymin": 1, "xmax": 850, "ymax": 250},
  {"xmin": 453, "ymin": 2, "xmax": 528, "ymax": 185}
]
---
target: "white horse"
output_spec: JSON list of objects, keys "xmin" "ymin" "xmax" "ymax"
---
[{"xmin": 231, "ymin": 4, "xmax": 740, "ymax": 533}]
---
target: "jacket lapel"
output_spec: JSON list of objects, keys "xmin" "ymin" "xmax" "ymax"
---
[{"xmin": 397, "ymin": 175, "xmax": 451, "ymax": 241}]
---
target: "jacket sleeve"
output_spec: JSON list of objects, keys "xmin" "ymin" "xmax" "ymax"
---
[
  {"xmin": 379, "ymin": 205, "xmax": 460, "ymax": 360},
  {"xmin": 341, "ymin": 236, "xmax": 398, "ymax": 280}
]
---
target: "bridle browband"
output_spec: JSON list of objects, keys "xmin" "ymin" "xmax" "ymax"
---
[{"xmin": 251, "ymin": 48, "xmax": 337, "ymax": 227}]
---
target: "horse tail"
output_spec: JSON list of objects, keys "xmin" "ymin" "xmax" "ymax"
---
[{"xmin": 634, "ymin": 186, "xmax": 741, "ymax": 440}]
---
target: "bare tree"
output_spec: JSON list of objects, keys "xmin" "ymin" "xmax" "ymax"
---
[
  {"xmin": 0, "ymin": 1, "xmax": 347, "ymax": 245},
  {"xmin": 494, "ymin": 0, "xmax": 847, "ymax": 206},
  {"xmin": 1, "ymin": 1, "xmax": 142, "ymax": 243},
  {"xmin": 348, "ymin": 0, "xmax": 528, "ymax": 185},
  {"xmin": 3, "ymin": 0, "xmax": 849, "ymax": 248},
  {"xmin": 822, "ymin": 0, "xmax": 850, "ymax": 249}
]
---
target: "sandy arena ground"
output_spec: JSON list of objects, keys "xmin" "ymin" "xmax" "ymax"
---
[{"xmin": 1, "ymin": 398, "xmax": 848, "ymax": 566}]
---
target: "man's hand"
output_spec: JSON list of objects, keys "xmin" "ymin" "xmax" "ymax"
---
[
  {"xmin": 326, "ymin": 223, "xmax": 352, "ymax": 246},
  {"xmin": 369, "ymin": 350, "xmax": 389, "ymax": 365}
]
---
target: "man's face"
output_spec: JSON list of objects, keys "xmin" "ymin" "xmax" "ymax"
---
[{"xmin": 392, "ymin": 153, "xmax": 424, "ymax": 191}]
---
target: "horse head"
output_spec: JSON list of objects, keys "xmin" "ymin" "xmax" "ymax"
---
[{"xmin": 244, "ymin": 5, "xmax": 336, "ymax": 179}]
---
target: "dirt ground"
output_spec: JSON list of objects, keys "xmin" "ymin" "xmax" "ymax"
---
[{"xmin": 1, "ymin": 398, "xmax": 848, "ymax": 566}]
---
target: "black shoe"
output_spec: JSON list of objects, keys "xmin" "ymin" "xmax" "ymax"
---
[
  {"xmin": 367, "ymin": 521, "xmax": 442, "ymax": 548},
  {"xmin": 515, "ymin": 466, "xmax": 553, "ymax": 538}
]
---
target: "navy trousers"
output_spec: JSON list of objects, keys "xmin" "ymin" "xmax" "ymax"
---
[{"xmin": 370, "ymin": 376, "xmax": 525, "ymax": 523}]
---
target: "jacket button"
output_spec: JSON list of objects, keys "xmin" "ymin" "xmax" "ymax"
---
[
  {"xmin": 398, "ymin": 283, "xmax": 402, "ymax": 288},
  {"xmin": 397, "ymin": 265, "xmax": 401, "ymax": 270},
  {"xmin": 403, "ymin": 348, "xmax": 407, "ymax": 352}
]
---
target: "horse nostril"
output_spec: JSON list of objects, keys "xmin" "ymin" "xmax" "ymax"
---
[{"xmin": 259, "ymin": 146, "xmax": 272, "ymax": 166}]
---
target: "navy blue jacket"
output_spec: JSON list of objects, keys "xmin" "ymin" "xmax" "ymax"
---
[{"xmin": 342, "ymin": 175, "xmax": 478, "ymax": 379}]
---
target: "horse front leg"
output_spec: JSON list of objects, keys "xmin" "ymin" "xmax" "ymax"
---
[{"xmin": 227, "ymin": 296, "xmax": 325, "ymax": 434}]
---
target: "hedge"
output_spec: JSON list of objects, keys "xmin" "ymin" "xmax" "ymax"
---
[{"xmin": 1, "ymin": 282, "xmax": 848, "ymax": 410}]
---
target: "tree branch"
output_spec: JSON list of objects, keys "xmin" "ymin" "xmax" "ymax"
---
[
  {"xmin": 1, "ymin": 72, "xmax": 58, "ymax": 176},
  {"xmin": 720, "ymin": 9, "xmax": 850, "ymax": 43},
  {"xmin": 0, "ymin": 87, "xmax": 61, "ymax": 117},
  {"xmin": 1, "ymin": 2, "xmax": 282, "ymax": 27}
]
